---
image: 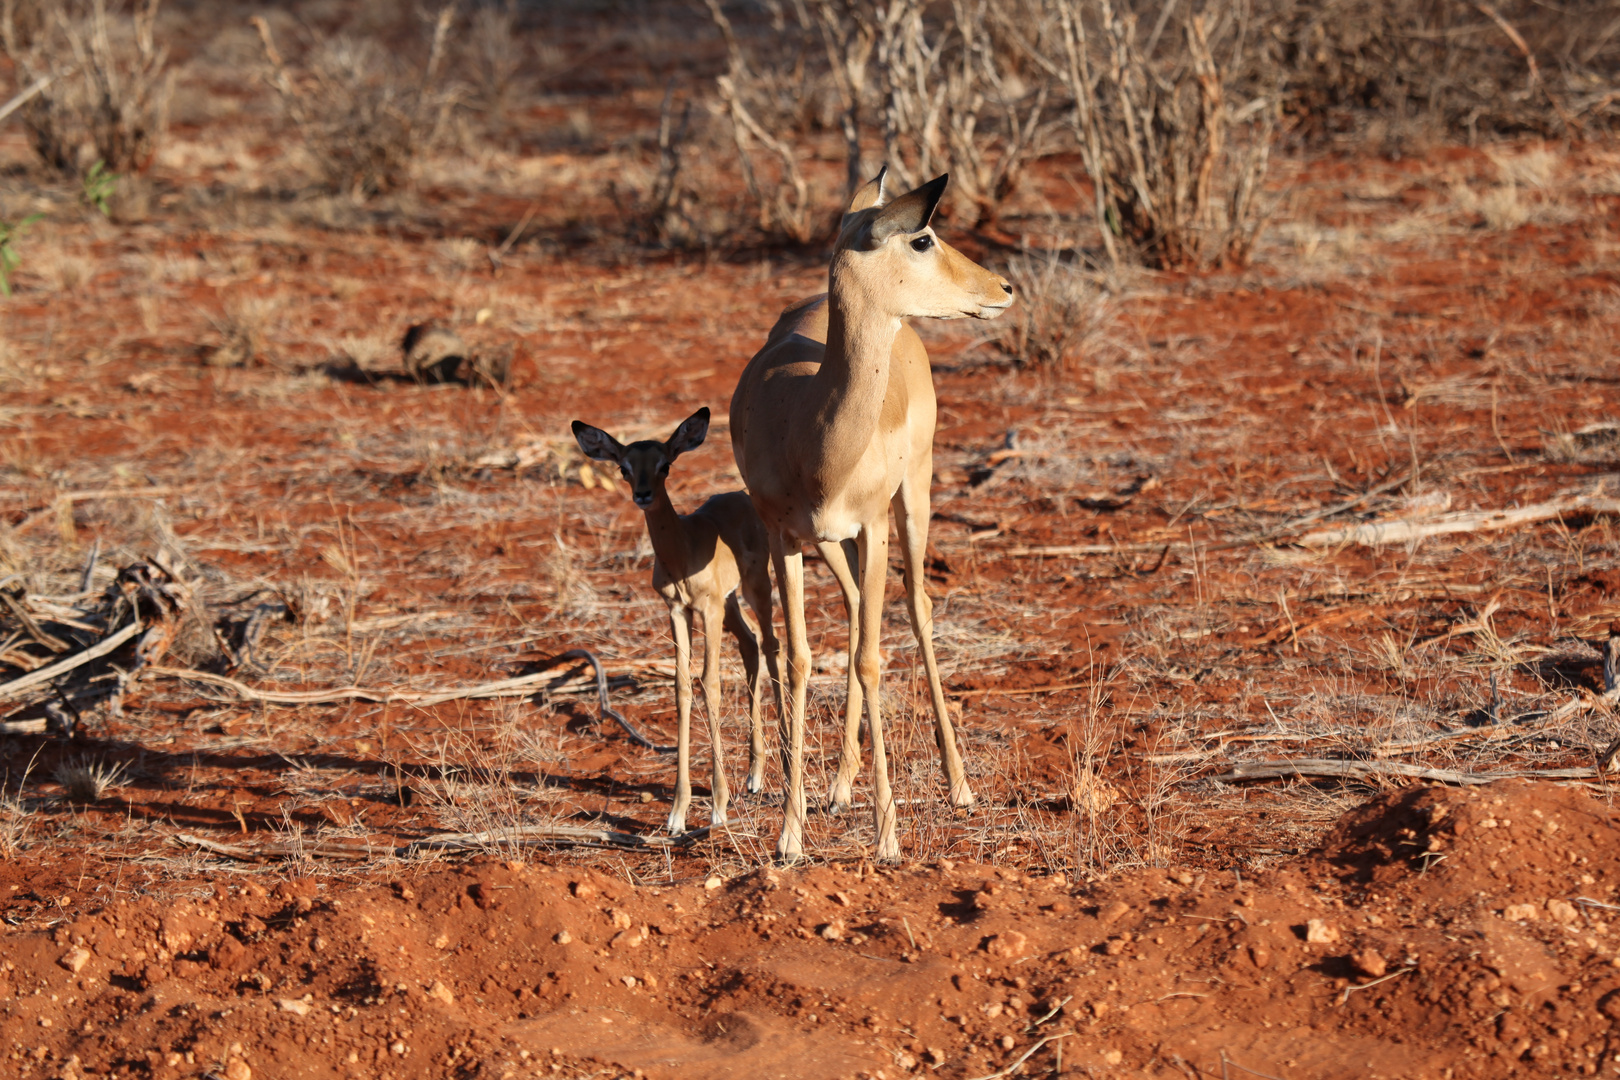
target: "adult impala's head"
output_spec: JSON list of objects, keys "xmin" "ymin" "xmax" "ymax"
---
[
  {"xmin": 831, "ymin": 169, "xmax": 1013, "ymax": 321},
  {"xmin": 571, "ymin": 408, "xmax": 709, "ymax": 511}
]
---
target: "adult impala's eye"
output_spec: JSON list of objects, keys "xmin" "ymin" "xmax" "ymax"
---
[{"xmin": 910, "ymin": 234, "xmax": 934, "ymax": 252}]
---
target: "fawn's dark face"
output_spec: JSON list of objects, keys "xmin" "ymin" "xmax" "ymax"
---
[
  {"xmin": 614, "ymin": 442, "xmax": 673, "ymax": 509},
  {"xmin": 570, "ymin": 408, "xmax": 710, "ymax": 512}
]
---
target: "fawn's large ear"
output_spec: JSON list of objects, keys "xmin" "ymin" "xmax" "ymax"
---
[
  {"xmin": 869, "ymin": 173, "xmax": 948, "ymax": 243},
  {"xmin": 666, "ymin": 407, "xmax": 710, "ymax": 458},
  {"xmin": 846, "ymin": 167, "xmax": 888, "ymax": 214},
  {"xmin": 571, "ymin": 420, "xmax": 625, "ymax": 463}
]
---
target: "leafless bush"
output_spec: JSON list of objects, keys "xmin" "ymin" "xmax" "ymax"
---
[
  {"xmin": 986, "ymin": 246, "xmax": 1112, "ymax": 369},
  {"xmin": 1045, "ymin": 0, "xmax": 1276, "ymax": 269},
  {"xmin": 252, "ymin": 8, "xmax": 461, "ymax": 198},
  {"xmin": 461, "ymin": 0, "xmax": 526, "ymax": 127},
  {"xmin": 872, "ymin": 0, "xmax": 1054, "ymax": 226},
  {"xmin": 703, "ymin": 0, "xmax": 822, "ymax": 244},
  {"xmin": 1264, "ymin": 0, "xmax": 1619, "ymax": 142},
  {"xmin": 0, "ymin": 0, "xmax": 173, "ymax": 176},
  {"xmin": 699, "ymin": 0, "xmax": 1055, "ymax": 241}
]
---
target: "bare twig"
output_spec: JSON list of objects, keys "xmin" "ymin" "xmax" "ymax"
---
[
  {"xmin": 1338, "ymin": 964, "xmax": 1415, "ymax": 1005},
  {"xmin": 0, "ymin": 72, "xmax": 54, "ymax": 126},
  {"xmin": 1298, "ymin": 494, "xmax": 1620, "ymax": 548},
  {"xmin": 966, "ymin": 1032, "xmax": 1072, "ymax": 1080},
  {"xmin": 0, "ymin": 620, "xmax": 142, "ymax": 701},
  {"xmin": 402, "ymin": 822, "xmax": 713, "ymax": 855},
  {"xmin": 1210, "ymin": 759, "xmax": 1604, "ymax": 785},
  {"xmin": 149, "ymin": 649, "xmax": 678, "ymax": 753}
]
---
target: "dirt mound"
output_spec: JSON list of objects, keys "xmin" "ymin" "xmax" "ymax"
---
[{"xmin": 0, "ymin": 782, "xmax": 1612, "ymax": 1079}]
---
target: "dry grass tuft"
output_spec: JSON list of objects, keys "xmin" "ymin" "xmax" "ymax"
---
[
  {"xmin": 204, "ymin": 295, "xmax": 279, "ymax": 369},
  {"xmin": 52, "ymin": 757, "xmax": 128, "ymax": 802},
  {"xmin": 985, "ymin": 247, "xmax": 1112, "ymax": 370}
]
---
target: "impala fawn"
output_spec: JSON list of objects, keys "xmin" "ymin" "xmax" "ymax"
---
[{"xmin": 571, "ymin": 408, "xmax": 783, "ymax": 833}]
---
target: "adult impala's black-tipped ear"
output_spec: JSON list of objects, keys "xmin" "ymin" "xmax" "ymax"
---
[
  {"xmin": 869, "ymin": 173, "xmax": 948, "ymax": 243},
  {"xmin": 846, "ymin": 166, "xmax": 888, "ymax": 213},
  {"xmin": 572, "ymin": 420, "xmax": 625, "ymax": 463},
  {"xmin": 666, "ymin": 407, "xmax": 710, "ymax": 457}
]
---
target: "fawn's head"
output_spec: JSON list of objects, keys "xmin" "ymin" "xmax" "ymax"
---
[
  {"xmin": 571, "ymin": 408, "xmax": 710, "ymax": 510},
  {"xmin": 832, "ymin": 169, "xmax": 1014, "ymax": 322}
]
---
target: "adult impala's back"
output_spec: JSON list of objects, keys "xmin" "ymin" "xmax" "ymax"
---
[{"xmin": 730, "ymin": 169, "xmax": 1013, "ymax": 861}]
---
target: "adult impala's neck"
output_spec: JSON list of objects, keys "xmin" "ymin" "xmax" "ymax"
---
[
  {"xmin": 640, "ymin": 487, "xmax": 691, "ymax": 574},
  {"xmin": 811, "ymin": 261, "xmax": 901, "ymax": 479}
]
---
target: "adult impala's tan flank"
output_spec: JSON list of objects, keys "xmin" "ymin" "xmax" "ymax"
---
[
  {"xmin": 730, "ymin": 170, "xmax": 1013, "ymax": 861},
  {"xmin": 572, "ymin": 408, "xmax": 782, "ymax": 834}
]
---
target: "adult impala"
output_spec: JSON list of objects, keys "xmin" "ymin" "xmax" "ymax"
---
[{"xmin": 730, "ymin": 169, "xmax": 1013, "ymax": 861}]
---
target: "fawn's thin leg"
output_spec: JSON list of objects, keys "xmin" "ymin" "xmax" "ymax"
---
[
  {"xmin": 855, "ymin": 523, "xmax": 899, "ymax": 861},
  {"xmin": 817, "ymin": 538, "xmax": 864, "ymax": 812},
  {"xmin": 666, "ymin": 604, "xmax": 696, "ymax": 834},
  {"xmin": 771, "ymin": 534, "xmax": 810, "ymax": 863},
  {"xmin": 698, "ymin": 601, "xmax": 731, "ymax": 826},
  {"xmin": 722, "ymin": 591, "xmax": 766, "ymax": 795},
  {"xmin": 893, "ymin": 476, "xmax": 973, "ymax": 807}
]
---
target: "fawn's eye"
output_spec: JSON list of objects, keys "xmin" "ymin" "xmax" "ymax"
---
[{"xmin": 910, "ymin": 234, "xmax": 933, "ymax": 253}]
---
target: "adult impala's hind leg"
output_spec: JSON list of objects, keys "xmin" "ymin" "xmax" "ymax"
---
[
  {"xmin": 738, "ymin": 567, "xmax": 781, "ymax": 794},
  {"xmin": 722, "ymin": 591, "xmax": 766, "ymax": 796},
  {"xmin": 893, "ymin": 477, "xmax": 974, "ymax": 808},
  {"xmin": 817, "ymin": 538, "xmax": 865, "ymax": 812},
  {"xmin": 666, "ymin": 605, "xmax": 697, "ymax": 833},
  {"xmin": 697, "ymin": 602, "xmax": 732, "ymax": 826}
]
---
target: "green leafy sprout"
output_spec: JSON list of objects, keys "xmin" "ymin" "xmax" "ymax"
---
[
  {"xmin": 82, "ymin": 161, "xmax": 118, "ymax": 217},
  {"xmin": 0, "ymin": 214, "xmax": 44, "ymax": 297}
]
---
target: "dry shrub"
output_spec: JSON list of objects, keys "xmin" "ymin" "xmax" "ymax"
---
[
  {"xmin": 699, "ymin": 0, "xmax": 1054, "ymax": 242},
  {"xmin": 870, "ymin": 0, "xmax": 1054, "ymax": 227},
  {"xmin": 1265, "ymin": 0, "xmax": 1620, "ymax": 143},
  {"xmin": 0, "ymin": 0, "xmax": 173, "ymax": 176},
  {"xmin": 461, "ymin": 0, "xmax": 526, "ymax": 128},
  {"xmin": 1046, "ymin": 0, "xmax": 1276, "ymax": 269},
  {"xmin": 252, "ymin": 8, "xmax": 461, "ymax": 198}
]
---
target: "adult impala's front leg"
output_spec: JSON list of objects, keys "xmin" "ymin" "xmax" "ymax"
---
[
  {"xmin": 771, "ymin": 533, "xmax": 811, "ymax": 863},
  {"xmin": 856, "ymin": 522, "xmax": 900, "ymax": 861},
  {"xmin": 817, "ymin": 538, "xmax": 864, "ymax": 813},
  {"xmin": 893, "ymin": 478, "xmax": 974, "ymax": 807},
  {"xmin": 666, "ymin": 605, "xmax": 696, "ymax": 834}
]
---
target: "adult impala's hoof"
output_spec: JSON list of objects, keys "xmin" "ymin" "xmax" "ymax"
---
[
  {"xmin": 949, "ymin": 782, "xmax": 976, "ymax": 810},
  {"xmin": 746, "ymin": 772, "xmax": 765, "ymax": 795},
  {"xmin": 827, "ymin": 780, "xmax": 854, "ymax": 813},
  {"xmin": 710, "ymin": 807, "xmax": 729, "ymax": 828},
  {"xmin": 665, "ymin": 811, "xmax": 688, "ymax": 835},
  {"xmin": 874, "ymin": 839, "xmax": 902, "ymax": 863}
]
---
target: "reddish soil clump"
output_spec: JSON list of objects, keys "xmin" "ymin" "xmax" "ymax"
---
[{"xmin": 1, "ymin": 781, "xmax": 1613, "ymax": 1079}]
